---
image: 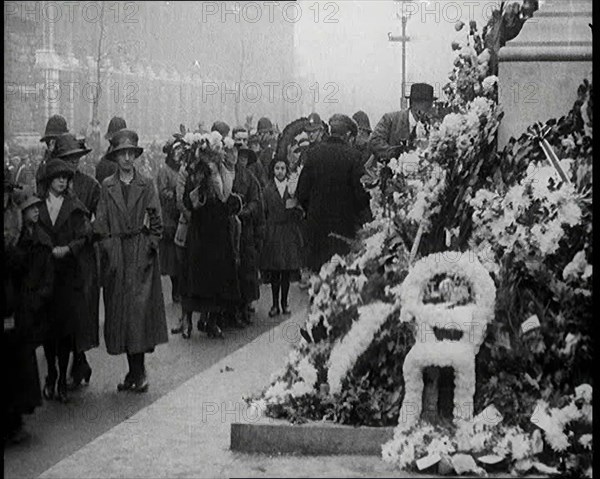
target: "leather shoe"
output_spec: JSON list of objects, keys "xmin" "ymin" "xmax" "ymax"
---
[
  {"xmin": 131, "ymin": 375, "xmax": 149, "ymax": 393},
  {"xmin": 117, "ymin": 373, "xmax": 135, "ymax": 392}
]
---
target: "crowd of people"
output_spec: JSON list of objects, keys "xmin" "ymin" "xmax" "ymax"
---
[{"xmin": 3, "ymin": 82, "xmax": 438, "ymax": 446}]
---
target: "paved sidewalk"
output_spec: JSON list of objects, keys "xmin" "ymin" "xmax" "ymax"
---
[{"xmin": 38, "ymin": 293, "xmax": 420, "ymax": 478}]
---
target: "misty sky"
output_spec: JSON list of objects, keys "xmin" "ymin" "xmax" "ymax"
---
[{"xmin": 294, "ymin": 1, "xmax": 495, "ymax": 124}]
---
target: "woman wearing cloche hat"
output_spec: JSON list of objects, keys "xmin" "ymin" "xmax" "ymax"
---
[
  {"xmin": 37, "ymin": 159, "xmax": 92, "ymax": 403},
  {"xmin": 51, "ymin": 133, "xmax": 101, "ymax": 390},
  {"xmin": 94, "ymin": 128, "xmax": 168, "ymax": 393},
  {"xmin": 95, "ymin": 116, "xmax": 128, "ymax": 184}
]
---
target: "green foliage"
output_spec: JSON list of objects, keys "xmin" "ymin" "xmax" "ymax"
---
[{"xmin": 331, "ymin": 312, "xmax": 415, "ymax": 426}]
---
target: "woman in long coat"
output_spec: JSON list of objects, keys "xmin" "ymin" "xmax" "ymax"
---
[
  {"xmin": 94, "ymin": 129, "xmax": 168, "ymax": 393},
  {"xmin": 180, "ymin": 144, "xmax": 242, "ymax": 338},
  {"xmin": 37, "ymin": 159, "xmax": 91, "ymax": 403},
  {"xmin": 52, "ymin": 132, "xmax": 100, "ymax": 388}
]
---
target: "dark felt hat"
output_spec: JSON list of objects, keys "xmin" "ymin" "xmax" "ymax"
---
[
  {"xmin": 105, "ymin": 129, "xmax": 144, "ymax": 160},
  {"xmin": 211, "ymin": 121, "xmax": 231, "ymax": 138},
  {"xmin": 305, "ymin": 113, "xmax": 324, "ymax": 132},
  {"xmin": 257, "ymin": 117, "xmax": 273, "ymax": 133},
  {"xmin": 105, "ymin": 116, "xmax": 127, "ymax": 141},
  {"xmin": 352, "ymin": 110, "xmax": 372, "ymax": 133},
  {"xmin": 43, "ymin": 158, "xmax": 75, "ymax": 183},
  {"xmin": 52, "ymin": 133, "xmax": 92, "ymax": 159},
  {"xmin": 407, "ymin": 83, "xmax": 437, "ymax": 102},
  {"xmin": 329, "ymin": 114, "xmax": 358, "ymax": 137},
  {"xmin": 40, "ymin": 114, "xmax": 68, "ymax": 142}
]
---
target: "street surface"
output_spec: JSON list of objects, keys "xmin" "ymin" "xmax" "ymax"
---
[{"xmin": 4, "ymin": 277, "xmax": 297, "ymax": 479}]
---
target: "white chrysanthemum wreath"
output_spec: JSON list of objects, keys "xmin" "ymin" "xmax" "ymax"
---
[{"xmin": 396, "ymin": 251, "xmax": 495, "ymax": 430}]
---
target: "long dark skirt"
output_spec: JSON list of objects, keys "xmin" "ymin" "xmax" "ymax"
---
[
  {"xmin": 159, "ymin": 227, "xmax": 179, "ymax": 278},
  {"xmin": 180, "ymin": 200, "xmax": 241, "ymax": 314}
]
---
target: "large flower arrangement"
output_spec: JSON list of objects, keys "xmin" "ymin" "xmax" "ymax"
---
[
  {"xmin": 247, "ymin": 87, "xmax": 502, "ymax": 429},
  {"xmin": 246, "ymin": 5, "xmax": 591, "ymax": 476}
]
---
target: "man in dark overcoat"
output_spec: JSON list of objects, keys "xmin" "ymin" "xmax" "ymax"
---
[
  {"xmin": 234, "ymin": 148, "xmax": 265, "ymax": 324},
  {"xmin": 369, "ymin": 83, "xmax": 436, "ymax": 161},
  {"xmin": 298, "ymin": 112, "xmax": 329, "ymax": 178},
  {"xmin": 35, "ymin": 114, "xmax": 69, "ymax": 195},
  {"xmin": 352, "ymin": 110, "xmax": 373, "ymax": 167},
  {"xmin": 297, "ymin": 114, "xmax": 371, "ymax": 273},
  {"xmin": 256, "ymin": 117, "xmax": 277, "ymax": 176}
]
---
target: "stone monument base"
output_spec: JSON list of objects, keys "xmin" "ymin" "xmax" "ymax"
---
[{"xmin": 231, "ymin": 417, "xmax": 394, "ymax": 455}]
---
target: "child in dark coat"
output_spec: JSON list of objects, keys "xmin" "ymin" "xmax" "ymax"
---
[
  {"xmin": 4, "ymin": 187, "xmax": 53, "ymax": 445},
  {"xmin": 260, "ymin": 158, "xmax": 304, "ymax": 317}
]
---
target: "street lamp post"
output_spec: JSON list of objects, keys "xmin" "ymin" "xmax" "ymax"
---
[{"xmin": 388, "ymin": 1, "xmax": 411, "ymax": 109}]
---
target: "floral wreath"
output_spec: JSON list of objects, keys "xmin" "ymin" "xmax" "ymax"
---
[{"xmin": 396, "ymin": 251, "xmax": 495, "ymax": 346}]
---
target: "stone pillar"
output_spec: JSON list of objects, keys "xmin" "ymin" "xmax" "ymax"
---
[
  {"xmin": 35, "ymin": 1, "xmax": 62, "ymax": 125},
  {"xmin": 497, "ymin": 0, "xmax": 592, "ymax": 149}
]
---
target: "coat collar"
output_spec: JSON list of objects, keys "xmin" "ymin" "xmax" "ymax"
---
[
  {"xmin": 104, "ymin": 168, "xmax": 146, "ymax": 213},
  {"xmin": 268, "ymin": 180, "xmax": 289, "ymax": 205},
  {"xmin": 39, "ymin": 194, "xmax": 87, "ymax": 232}
]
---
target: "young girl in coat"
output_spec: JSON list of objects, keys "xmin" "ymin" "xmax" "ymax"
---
[
  {"xmin": 37, "ymin": 159, "xmax": 92, "ymax": 403},
  {"xmin": 260, "ymin": 158, "xmax": 304, "ymax": 317}
]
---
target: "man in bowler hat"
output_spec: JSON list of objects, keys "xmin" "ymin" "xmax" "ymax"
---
[
  {"xmin": 96, "ymin": 117, "xmax": 127, "ymax": 184},
  {"xmin": 369, "ymin": 83, "xmax": 436, "ymax": 161},
  {"xmin": 36, "ymin": 114, "xmax": 69, "ymax": 195}
]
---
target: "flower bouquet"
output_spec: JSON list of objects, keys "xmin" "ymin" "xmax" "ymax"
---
[
  {"xmin": 179, "ymin": 129, "xmax": 236, "ymax": 207},
  {"xmin": 178, "ymin": 128, "xmax": 242, "ymax": 260}
]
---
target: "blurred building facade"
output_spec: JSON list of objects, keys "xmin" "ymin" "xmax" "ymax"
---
[{"xmin": 4, "ymin": 1, "xmax": 296, "ymax": 148}]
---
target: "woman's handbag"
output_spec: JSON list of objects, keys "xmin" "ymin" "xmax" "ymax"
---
[{"xmin": 174, "ymin": 212, "xmax": 189, "ymax": 248}]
